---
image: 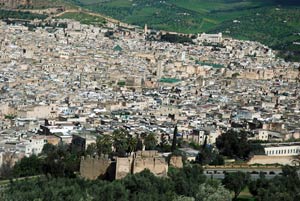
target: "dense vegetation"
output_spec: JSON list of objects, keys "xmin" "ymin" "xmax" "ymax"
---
[
  {"xmin": 160, "ymin": 33, "xmax": 194, "ymax": 44},
  {"xmin": 2, "ymin": 163, "xmax": 300, "ymax": 201},
  {"xmin": 1, "ymin": 165, "xmax": 232, "ymax": 201},
  {"xmin": 0, "ymin": 9, "xmax": 48, "ymax": 20},
  {"xmin": 249, "ymin": 165, "xmax": 300, "ymax": 201},
  {"xmin": 56, "ymin": 12, "xmax": 106, "ymax": 26}
]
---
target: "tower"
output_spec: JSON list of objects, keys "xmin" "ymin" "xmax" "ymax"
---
[
  {"xmin": 144, "ymin": 24, "xmax": 148, "ymax": 34},
  {"xmin": 181, "ymin": 51, "xmax": 186, "ymax": 62}
]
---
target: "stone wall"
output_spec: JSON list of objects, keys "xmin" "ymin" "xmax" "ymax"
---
[
  {"xmin": 115, "ymin": 157, "xmax": 133, "ymax": 180},
  {"xmin": 80, "ymin": 156, "xmax": 112, "ymax": 180},
  {"xmin": 115, "ymin": 150, "xmax": 168, "ymax": 179},
  {"xmin": 248, "ymin": 155, "xmax": 295, "ymax": 165},
  {"xmin": 81, "ymin": 151, "xmax": 169, "ymax": 180},
  {"xmin": 132, "ymin": 157, "xmax": 168, "ymax": 177},
  {"xmin": 169, "ymin": 156, "xmax": 183, "ymax": 168},
  {"xmin": 136, "ymin": 150, "xmax": 158, "ymax": 158}
]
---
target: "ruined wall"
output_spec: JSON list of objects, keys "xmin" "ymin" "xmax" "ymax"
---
[
  {"xmin": 136, "ymin": 150, "xmax": 159, "ymax": 158},
  {"xmin": 115, "ymin": 150, "xmax": 168, "ymax": 179},
  {"xmin": 115, "ymin": 157, "xmax": 132, "ymax": 180},
  {"xmin": 132, "ymin": 157, "xmax": 168, "ymax": 177},
  {"xmin": 169, "ymin": 156, "xmax": 183, "ymax": 168},
  {"xmin": 81, "ymin": 151, "xmax": 169, "ymax": 180},
  {"xmin": 80, "ymin": 156, "xmax": 112, "ymax": 180}
]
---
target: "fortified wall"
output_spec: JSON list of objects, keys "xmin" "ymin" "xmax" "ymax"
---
[
  {"xmin": 80, "ymin": 155, "xmax": 112, "ymax": 180},
  {"xmin": 169, "ymin": 155, "xmax": 183, "ymax": 168},
  {"xmin": 115, "ymin": 157, "xmax": 133, "ymax": 180},
  {"xmin": 115, "ymin": 150, "xmax": 168, "ymax": 179},
  {"xmin": 80, "ymin": 151, "xmax": 168, "ymax": 180}
]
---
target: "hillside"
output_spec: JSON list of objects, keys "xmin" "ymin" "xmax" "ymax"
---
[
  {"xmin": 1, "ymin": 0, "xmax": 299, "ymax": 61},
  {"xmin": 30, "ymin": 0, "xmax": 76, "ymax": 9},
  {"xmin": 59, "ymin": 0, "xmax": 300, "ymax": 61}
]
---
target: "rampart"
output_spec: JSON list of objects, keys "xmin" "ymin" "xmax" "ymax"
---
[{"xmin": 80, "ymin": 155, "xmax": 112, "ymax": 180}]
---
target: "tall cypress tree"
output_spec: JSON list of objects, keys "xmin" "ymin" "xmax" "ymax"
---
[{"xmin": 171, "ymin": 124, "xmax": 178, "ymax": 152}]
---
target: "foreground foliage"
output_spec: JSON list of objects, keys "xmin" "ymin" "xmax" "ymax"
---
[{"xmin": 1, "ymin": 166, "xmax": 230, "ymax": 201}]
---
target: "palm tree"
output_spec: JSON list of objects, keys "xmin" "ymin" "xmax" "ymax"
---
[{"xmin": 96, "ymin": 135, "xmax": 113, "ymax": 156}]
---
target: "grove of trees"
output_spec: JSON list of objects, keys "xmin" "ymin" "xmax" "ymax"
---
[{"xmin": 1, "ymin": 165, "xmax": 232, "ymax": 201}]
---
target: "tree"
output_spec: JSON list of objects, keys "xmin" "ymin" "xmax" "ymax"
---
[
  {"xmin": 292, "ymin": 154, "xmax": 300, "ymax": 166},
  {"xmin": 248, "ymin": 166, "xmax": 300, "ymax": 201},
  {"xmin": 112, "ymin": 129, "xmax": 129, "ymax": 157},
  {"xmin": 41, "ymin": 143, "xmax": 80, "ymax": 178},
  {"xmin": 248, "ymin": 173, "xmax": 269, "ymax": 197},
  {"xmin": 159, "ymin": 134, "xmax": 172, "ymax": 152},
  {"xmin": 42, "ymin": 143, "xmax": 56, "ymax": 155},
  {"xmin": 13, "ymin": 155, "xmax": 42, "ymax": 177},
  {"xmin": 144, "ymin": 133, "xmax": 158, "ymax": 150},
  {"xmin": 127, "ymin": 135, "xmax": 137, "ymax": 154},
  {"xmin": 171, "ymin": 125, "xmax": 178, "ymax": 152},
  {"xmin": 122, "ymin": 169, "xmax": 175, "ymax": 201},
  {"xmin": 196, "ymin": 145, "xmax": 224, "ymax": 166},
  {"xmin": 195, "ymin": 180, "xmax": 231, "ymax": 201},
  {"xmin": 216, "ymin": 130, "xmax": 250, "ymax": 160},
  {"xmin": 96, "ymin": 134, "xmax": 113, "ymax": 156},
  {"xmin": 86, "ymin": 143, "xmax": 97, "ymax": 156},
  {"xmin": 95, "ymin": 182, "xmax": 129, "ymax": 201},
  {"xmin": 222, "ymin": 171, "xmax": 250, "ymax": 200},
  {"xmin": 0, "ymin": 160, "xmax": 13, "ymax": 179},
  {"xmin": 168, "ymin": 165, "xmax": 206, "ymax": 197}
]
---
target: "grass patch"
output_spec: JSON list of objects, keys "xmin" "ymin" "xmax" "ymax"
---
[
  {"xmin": 237, "ymin": 187, "xmax": 256, "ymax": 201},
  {"xmin": 57, "ymin": 12, "xmax": 106, "ymax": 25}
]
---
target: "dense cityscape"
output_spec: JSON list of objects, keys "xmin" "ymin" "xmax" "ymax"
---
[{"xmin": 0, "ymin": 0, "xmax": 300, "ymax": 201}]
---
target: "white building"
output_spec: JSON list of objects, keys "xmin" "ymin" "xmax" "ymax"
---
[
  {"xmin": 16, "ymin": 138, "xmax": 47, "ymax": 157},
  {"xmin": 198, "ymin": 33, "xmax": 223, "ymax": 43},
  {"xmin": 265, "ymin": 145, "xmax": 300, "ymax": 156}
]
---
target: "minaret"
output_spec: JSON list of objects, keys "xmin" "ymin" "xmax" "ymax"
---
[
  {"xmin": 144, "ymin": 24, "xmax": 148, "ymax": 34},
  {"xmin": 181, "ymin": 51, "xmax": 186, "ymax": 62}
]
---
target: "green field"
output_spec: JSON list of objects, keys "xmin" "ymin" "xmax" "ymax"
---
[
  {"xmin": 57, "ymin": 12, "xmax": 106, "ymax": 26},
  {"xmin": 66, "ymin": 0, "xmax": 277, "ymax": 33}
]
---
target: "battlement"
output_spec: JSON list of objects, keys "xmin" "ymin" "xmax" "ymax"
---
[
  {"xmin": 115, "ymin": 150, "xmax": 168, "ymax": 179},
  {"xmin": 135, "ymin": 150, "xmax": 159, "ymax": 158},
  {"xmin": 80, "ymin": 151, "xmax": 169, "ymax": 180}
]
